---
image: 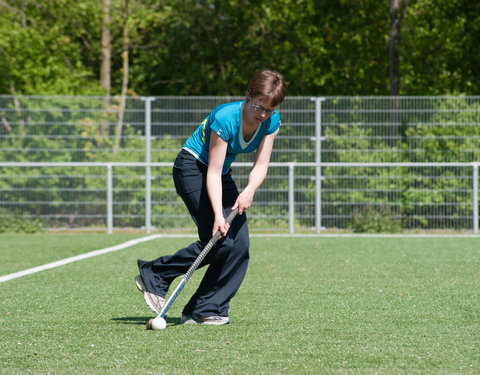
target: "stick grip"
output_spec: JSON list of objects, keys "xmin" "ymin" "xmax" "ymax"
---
[
  {"xmin": 225, "ymin": 207, "xmax": 239, "ymax": 224},
  {"xmin": 211, "ymin": 207, "xmax": 239, "ymax": 242}
]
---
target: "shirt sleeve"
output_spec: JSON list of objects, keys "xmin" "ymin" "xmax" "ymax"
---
[
  {"xmin": 267, "ymin": 113, "xmax": 282, "ymax": 135},
  {"xmin": 210, "ymin": 116, "xmax": 232, "ymax": 142}
]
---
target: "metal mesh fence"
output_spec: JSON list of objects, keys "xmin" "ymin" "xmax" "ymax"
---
[
  {"xmin": 0, "ymin": 165, "xmax": 108, "ymax": 228},
  {"xmin": 1, "ymin": 95, "xmax": 480, "ymax": 233},
  {"xmin": 321, "ymin": 96, "xmax": 480, "ymax": 163},
  {"xmin": 1, "ymin": 162, "xmax": 477, "ymax": 233},
  {"xmin": 318, "ymin": 164, "xmax": 475, "ymax": 231}
]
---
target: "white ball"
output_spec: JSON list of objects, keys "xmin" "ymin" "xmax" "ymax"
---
[{"xmin": 151, "ymin": 317, "xmax": 167, "ymax": 330}]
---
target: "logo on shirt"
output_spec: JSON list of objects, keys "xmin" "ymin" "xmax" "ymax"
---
[
  {"xmin": 200, "ymin": 119, "xmax": 207, "ymax": 142},
  {"xmin": 217, "ymin": 129, "xmax": 223, "ymax": 136}
]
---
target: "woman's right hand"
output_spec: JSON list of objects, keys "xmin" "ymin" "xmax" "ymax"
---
[{"xmin": 212, "ymin": 214, "xmax": 229, "ymax": 238}]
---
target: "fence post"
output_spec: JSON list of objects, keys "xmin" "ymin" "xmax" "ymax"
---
[
  {"xmin": 473, "ymin": 164, "xmax": 479, "ymax": 234},
  {"xmin": 311, "ymin": 97, "xmax": 326, "ymax": 233},
  {"xmin": 106, "ymin": 164, "xmax": 113, "ymax": 234},
  {"xmin": 288, "ymin": 163, "xmax": 295, "ymax": 234},
  {"xmin": 142, "ymin": 97, "xmax": 155, "ymax": 234}
]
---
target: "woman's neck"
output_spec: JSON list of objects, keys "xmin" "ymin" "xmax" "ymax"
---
[{"xmin": 242, "ymin": 103, "xmax": 258, "ymax": 129}]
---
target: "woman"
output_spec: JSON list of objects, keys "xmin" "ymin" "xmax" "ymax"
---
[{"xmin": 135, "ymin": 69, "xmax": 286, "ymax": 325}]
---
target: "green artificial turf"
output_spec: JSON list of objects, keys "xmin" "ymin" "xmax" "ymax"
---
[{"xmin": 0, "ymin": 235, "xmax": 479, "ymax": 374}]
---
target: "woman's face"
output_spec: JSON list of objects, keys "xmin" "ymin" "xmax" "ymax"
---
[{"xmin": 245, "ymin": 97, "xmax": 276, "ymax": 125}]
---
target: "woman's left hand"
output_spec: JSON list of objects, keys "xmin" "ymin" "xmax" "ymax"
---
[{"xmin": 232, "ymin": 188, "xmax": 254, "ymax": 215}]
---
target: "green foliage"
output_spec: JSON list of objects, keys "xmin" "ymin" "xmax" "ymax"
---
[
  {"xmin": 3, "ymin": 96, "xmax": 479, "ymax": 232},
  {"xmin": 348, "ymin": 205, "xmax": 403, "ymax": 233},
  {"xmin": 0, "ymin": 93, "xmax": 194, "ymax": 230},
  {"xmin": 401, "ymin": 0, "xmax": 480, "ymax": 95},
  {"xmin": 1, "ymin": 0, "xmax": 479, "ymax": 96},
  {"xmin": 128, "ymin": 0, "xmax": 391, "ymax": 96},
  {"xmin": 403, "ymin": 98, "xmax": 480, "ymax": 162},
  {"xmin": 319, "ymin": 97, "xmax": 479, "ymax": 231},
  {"xmin": 0, "ymin": 213, "xmax": 44, "ymax": 233},
  {"xmin": 0, "ymin": 0, "xmax": 103, "ymax": 95}
]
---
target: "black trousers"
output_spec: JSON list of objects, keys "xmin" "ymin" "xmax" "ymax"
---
[{"xmin": 137, "ymin": 149, "xmax": 250, "ymax": 318}]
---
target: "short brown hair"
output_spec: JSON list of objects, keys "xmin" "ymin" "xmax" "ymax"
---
[{"xmin": 245, "ymin": 70, "xmax": 286, "ymax": 107}]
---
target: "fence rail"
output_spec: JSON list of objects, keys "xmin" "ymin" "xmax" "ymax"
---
[
  {"xmin": 1, "ymin": 162, "xmax": 478, "ymax": 234},
  {"xmin": 2, "ymin": 95, "xmax": 480, "ymax": 233}
]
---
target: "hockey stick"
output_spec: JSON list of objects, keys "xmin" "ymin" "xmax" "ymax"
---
[{"xmin": 147, "ymin": 208, "xmax": 238, "ymax": 329}]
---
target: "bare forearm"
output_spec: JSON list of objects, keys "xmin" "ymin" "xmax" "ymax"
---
[
  {"xmin": 233, "ymin": 131, "xmax": 277, "ymax": 215},
  {"xmin": 244, "ymin": 163, "xmax": 268, "ymax": 195},
  {"xmin": 207, "ymin": 171, "xmax": 224, "ymax": 217}
]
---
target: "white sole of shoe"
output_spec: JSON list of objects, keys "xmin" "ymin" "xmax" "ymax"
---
[
  {"xmin": 180, "ymin": 315, "xmax": 230, "ymax": 325},
  {"xmin": 135, "ymin": 275, "xmax": 163, "ymax": 314},
  {"xmin": 135, "ymin": 275, "xmax": 145, "ymax": 292},
  {"xmin": 143, "ymin": 292, "xmax": 162, "ymax": 314}
]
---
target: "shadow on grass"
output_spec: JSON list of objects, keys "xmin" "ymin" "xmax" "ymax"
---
[{"xmin": 111, "ymin": 316, "xmax": 181, "ymax": 326}]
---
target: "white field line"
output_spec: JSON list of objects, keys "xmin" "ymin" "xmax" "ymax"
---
[
  {"xmin": 0, "ymin": 234, "xmax": 168, "ymax": 284},
  {"xmin": 2, "ymin": 232, "xmax": 479, "ymax": 284}
]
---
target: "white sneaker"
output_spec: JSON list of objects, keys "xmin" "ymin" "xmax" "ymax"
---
[
  {"xmin": 180, "ymin": 314, "xmax": 230, "ymax": 325},
  {"xmin": 134, "ymin": 275, "xmax": 165, "ymax": 314}
]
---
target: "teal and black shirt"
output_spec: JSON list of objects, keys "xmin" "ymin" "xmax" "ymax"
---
[{"xmin": 183, "ymin": 101, "xmax": 281, "ymax": 174}]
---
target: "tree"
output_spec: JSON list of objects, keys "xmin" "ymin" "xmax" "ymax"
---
[
  {"xmin": 400, "ymin": 0, "xmax": 480, "ymax": 95},
  {"xmin": 1, "ymin": 0, "xmax": 480, "ymax": 96},
  {"xmin": 389, "ymin": 0, "xmax": 409, "ymax": 96},
  {"xmin": 101, "ymin": 0, "xmax": 112, "ymax": 95},
  {"xmin": 0, "ymin": 0, "xmax": 103, "ymax": 95},
  {"xmin": 113, "ymin": 0, "xmax": 130, "ymax": 153}
]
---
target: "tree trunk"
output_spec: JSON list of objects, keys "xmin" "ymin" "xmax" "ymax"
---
[
  {"xmin": 100, "ymin": 0, "xmax": 112, "ymax": 140},
  {"xmin": 389, "ymin": 0, "xmax": 408, "ymax": 96},
  {"xmin": 100, "ymin": 0, "xmax": 112, "ymax": 94},
  {"xmin": 114, "ymin": 0, "xmax": 130, "ymax": 154},
  {"xmin": 389, "ymin": 0, "xmax": 409, "ymax": 137}
]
